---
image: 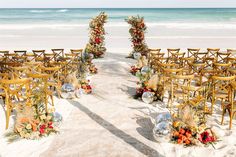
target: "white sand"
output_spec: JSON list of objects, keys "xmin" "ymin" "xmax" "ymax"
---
[{"xmin": 0, "ymin": 24, "xmax": 236, "ymax": 157}]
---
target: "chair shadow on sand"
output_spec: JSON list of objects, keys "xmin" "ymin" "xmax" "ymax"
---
[
  {"xmin": 68, "ymin": 100, "xmax": 164, "ymax": 157},
  {"xmin": 136, "ymin": 116, "xmax": 156, "ymax": 142}
]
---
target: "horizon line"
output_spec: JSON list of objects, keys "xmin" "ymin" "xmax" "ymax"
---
[{"xmin": 0, "ymin": 7, "xmax": 236, "ymax": 9}]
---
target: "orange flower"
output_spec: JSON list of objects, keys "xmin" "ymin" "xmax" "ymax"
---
[
  {"xmin": 20, "ymin": 117, "xmax": 29, "ymax": 123},
  {"xmin": 179, "ymin": 128, "xmax": 185, "ymax": 135},
  {"xmin": 173, "ymin": 131, "xmax": 179, "ymax": 137},
  {"xmin": 186, "ymin": 132, "xmax": 192, "ymax": 138},
  {"xmin": 185, "ymin": 139, "xmax": 191, "ymax": 145},
  {"xmin": 177, "ymin": 138, "xmax": 183, "ymax": 144}
]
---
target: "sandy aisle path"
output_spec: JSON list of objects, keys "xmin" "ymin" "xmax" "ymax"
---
[{"xmin": 40, "ymin": 52, "xmax": 164, "ymax": 157}]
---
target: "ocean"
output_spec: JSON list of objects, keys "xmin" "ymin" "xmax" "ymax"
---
[
  {"xmin": 0, "ymin": 8, "xmax": 236, "ymax": 29},
  {"xmin": 0, "ymin": 8, "xmax": 236, "ymax": 49}
]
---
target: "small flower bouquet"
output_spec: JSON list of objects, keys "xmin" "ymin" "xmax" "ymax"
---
[
  {"xmin": 171, "ymin": 127, "xmax": 198, "ymax": 146},
  {"xmin": 170, "ymin": 105, "xmax": 219, "ymax": 147},
  {"xmin": 79, "ymin": 79, "xmax": 92, "ymax": 94},
  {"xmin": 198, "ymin": 128, "xmax": 218, "ymax": 148},
  {"xmin": 14, "ymin": 107, "xmax": 58, "ymax": 140},
  {"xmin": 5, "ymin": 85, "xmax": 61, "ymax": 141},
  {"xmin": 130, "ymin": 65, "xmax": 140, "ymax": 75},
  {"xmin": 89, "ymin": 64, "xmax": 98, "ymax": 74}
]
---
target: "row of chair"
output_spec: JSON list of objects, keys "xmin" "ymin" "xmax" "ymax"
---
[
  {"xmin": 147, "ymin": 48, "xmax": 236, "ymax": 129},
  {"xmin": 0, "ymin": 48, "xmax": 85, "ymax": 129}
]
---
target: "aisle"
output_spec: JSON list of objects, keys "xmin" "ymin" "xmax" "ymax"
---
[{"xmin": 40, "ymin": 52, "xmax": 164, "ymax": 157}]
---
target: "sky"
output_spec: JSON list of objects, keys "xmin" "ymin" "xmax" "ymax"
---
[{"xmin": 0, "ymin": 0, "xmax": 236, "ymax": 8}]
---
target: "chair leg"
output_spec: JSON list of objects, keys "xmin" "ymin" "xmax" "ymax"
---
[
  {"xmin": 50, "ymin": 95, "xmax": 54, "ymax": 107},
  {"xmin": 5, "ymin": 104, "xmax": 10, "ymax": 129},
  {"xmin": 211, "ymin": 97, "xmax": 215, "ymax": 115},
  {"xmin": 221, "ymin": 108, "xmax": 226, "ymax": 125},
  {"xmin": 229, "ymin": 112, "xmax": 233, "ymax": 130}
]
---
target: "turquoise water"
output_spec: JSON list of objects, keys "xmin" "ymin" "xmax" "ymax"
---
[{"xmin": 0, "ymin": 8, "xmax": 236, "ymax": 25}]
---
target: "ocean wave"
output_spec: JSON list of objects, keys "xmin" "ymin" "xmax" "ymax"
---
[
  {"xmin": 29, "ymin": 9, "xmax": 68, "ymax": 13},
  {"xmin": 0, "ymin": 24, "xmax": 87, "ymax": 30},
  {"xmin": 0, "ymin": 22, "xmax": 236, "ymax": 30},
  {"xmin": 57, "ymin": 9, "xmax": 68, "ymax": 13},
  {"xmin": 29, "ymin": 10, "xmax": 52, "ymax": 13},
  {"xmin": 145, "ymin": 22, "xmax": 236, "ymax": 29}
]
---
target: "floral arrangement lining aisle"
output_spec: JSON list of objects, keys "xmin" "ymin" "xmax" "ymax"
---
[
  {"xmin": 85, "ymin": 12, "xmax": 108, "ymax": 58},
  {"xmin": 125, "ymin": 15, "xmax": 149, "ymax": 58}
]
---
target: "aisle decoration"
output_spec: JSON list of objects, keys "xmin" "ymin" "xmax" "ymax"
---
[
  {"xmin": 85, "ymin": 12, "xmax": 108, "ymax": 58},
  {"xmin": 125, "ymin": 16, "xmax": 149, "ymax": 58},
  {"xmin": 61, "ymin": 71, "xmax": 92, "ymax": 99},
  {"xmin": 132, "ymin": 57, "xmax": 164, "ymax": 103},
  {"xmin": 5, "ymin": 86, "xmax": 61, "ymax": 141},
  {"xmin": 170, "ymin": 105, "xmax": 218, "ymax": 147}
]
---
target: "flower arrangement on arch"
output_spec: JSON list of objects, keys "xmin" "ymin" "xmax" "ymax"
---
[
  {"xmin": 125, "ymin": 16, "xmax": 149, "ymax": 57},
  {"xmin": 85, "ymin": 12, "xmax": 108, "ymax": 58}
]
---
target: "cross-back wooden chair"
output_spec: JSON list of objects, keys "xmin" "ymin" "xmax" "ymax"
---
[
  {"xmin": 14, "ymin": 50, "xmax": 27, "ymax": 57},
  {"xmin": 71, "ymin": 49, "xmax": 83, "ymax": 60},
  {"xmin": 221, "ymin": 81, "xmax": 236, "ymax": 129},
  {"xmin": 40, "ymin": 66, "xmax": 62, "ymax": 98},
  {"xmin": 189, "ymin": 62, "xmax": 207, "ymax": 86},
  {"xmin": 227, "ymin": 49, "xmax": 236, "ymax": 56},
  {"xmin": 32, "ymin": 50, "xmax": 46, "ymax": 62},
  {"xmin": 187, "ymin": 48, "xmax": 200, "ymax": 58},
  {"xmin": 0, "ymin": 51, "xmax": 9, "ymax": 63},
  {"xmin": 11, "ymin": 66, "xmax": 30, "ymax": 79},
  {"xmin": 207, "ymin": 48, "xmax": 220, "ymax": 59},
  {"xmin": 4, "ymin": 53, "xmax": 18, "ymax": 63},
  {"xmin": 213, "ymin": 62, "xmax": 232, "ymax": 76},
  {"xmin": 216, "ymin": 51, "xmax": 231, "ymax": 63},
  {"xmin": 162, "ymin": 67, "xmax": 183, "ymax": 109},
  {"xmin": 211, "ymin": 75, "xmax": 235, "ymax": 114},
  {"xmin": 169, "ymin": 74, "xmax": 194, "ymax": 112},
  {"xmin": 167, "ymin": 48, "xmax": 184, "ymax": 63},
  {"xmin": 204, "ymin": 48, "xmax": 219, "ymax": 67},
  {"xmin": 148, "ymin": 48, "xmax": 164, "ymax": 67},
  {"xmin": 64, "ymin": 53, "xmax": 80, "ymax": 76},
  {"xmin": 27, "ymin": 73, "xmax": 54, "ymax": 112},
  {"xmin": 52, "ymin": 49, "xmax": 64, "ymax": 62},
  {"xmin": 0, "ymin": 78, "xmax": 32, "ymax": 129}
]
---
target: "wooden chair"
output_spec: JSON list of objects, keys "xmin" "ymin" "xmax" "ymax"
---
[
  {"xmin": 187, "ymin": 48, "xmax": 200, "ymax": 58},
  {"xmin": 207, "ymin": 48, "xmax": 220, "ymax": 59},
  {"xmin": 211, "ymin": 75, "xmax": 235, "ymax": 114},
  {"xmin": 52, "ymin": 49, "xmax": 64, "ymax": 61},
  {"xmin": 216, "ymin": 51, "xmax": 231, "ymax": 63},
  {"xmin": 162, "ymin": 67, "xmax": 183, "ymax": 110},
  {"xmin": 221, "ymin": 81, "xmax": 236, "ymax": 129},
  {"xmin": 213, "ymin": 62, "xmax": 232, "ymax": 76},
  {"xmin": 27, "ymin": 73, "xmax": 54, "ymax": 112},
  {"xmin": 0, "ymin": 51, "xmax": 9, "ymax": 63},
  {"xmin": 0, "ymin": 78, "xmax": 31, "ymax": 129},
  {"xmin": 227, "ymin": 49, "xmax": 236, "ymax": 55},
  {"xmin": 167, "ymin": 48, "xmax": 184, "ymax": 63},
  {"xmin": 11, "ymin": 66, "xmax": 30, "ymax": 79},
  {"xmin": 189, "ymin": 62, "xmax": 207, "ymax": 86},
  {"xmin": 14, "ymin": 50, "xmax": 27, "ymax": 57},
  {"xmin": 40, "ymin": 66, "xmax": 62, "ymax": 98},
  {"xmin": 71, "ymin": 49, "xmax": 83, "ymax": 60}
]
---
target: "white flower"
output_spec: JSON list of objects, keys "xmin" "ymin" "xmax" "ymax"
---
[{"xmin": 26, "ymin": 124, "xmax": 32, "ymax": 130}]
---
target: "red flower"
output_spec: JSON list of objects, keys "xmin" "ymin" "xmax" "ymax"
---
[
  {"xmin": 95, "ymin": 37, "xmax": 101, "ymax": 44},
  {"xmin": 199, "ymin": 131, "xmax": 216, "ymax": 144},
  {"xmin": 40, "ymin": 124, "xmax": 46, "ymax": 129}
]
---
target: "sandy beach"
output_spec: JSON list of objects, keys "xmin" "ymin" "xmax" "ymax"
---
[
  {"xmin": 1, "ymin": 48, "xmax": 236, "ymax": 157},
  {"xmin": 1, "ymin": 9, "xmax": 236, "ymax": 156}
]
